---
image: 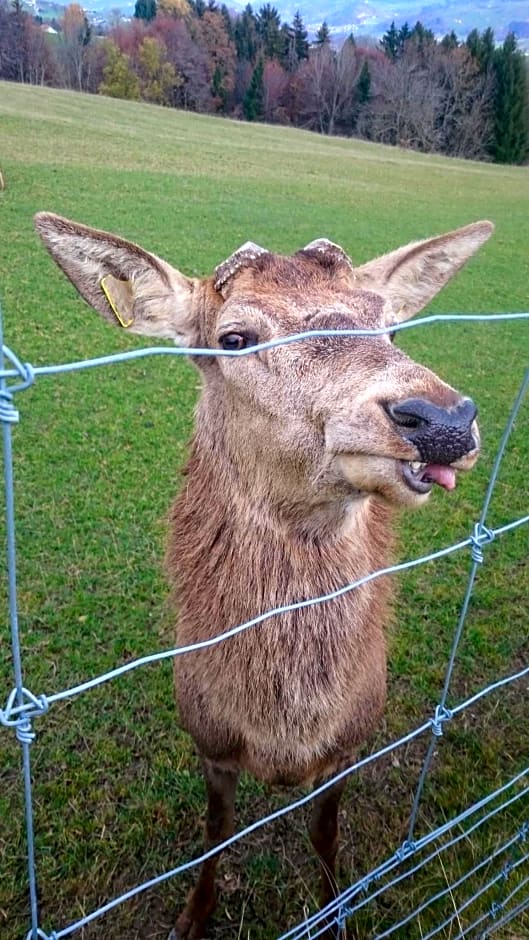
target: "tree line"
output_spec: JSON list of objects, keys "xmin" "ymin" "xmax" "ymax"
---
[{"xmin": 1, "ymin": 0, "xmax": 528, "ymax": 164}]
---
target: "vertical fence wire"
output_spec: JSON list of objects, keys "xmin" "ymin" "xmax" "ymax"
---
[
  {"xmin": 406, "ymin": 366, "xmax": 529, "ymax": 847},
  {"xmin": 0, "ymin": 303, "xmax": 43, "ymax": 940},
  {"xmin": 1, "ymin": 310, "xmax": 528, "ymax": 940}
]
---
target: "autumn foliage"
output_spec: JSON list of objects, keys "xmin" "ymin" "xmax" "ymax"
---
[{"xmin": 0, "ymin": 0, "xmax": 527, "ymax": 163}]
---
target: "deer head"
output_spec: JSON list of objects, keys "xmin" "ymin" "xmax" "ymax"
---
[{"xmin": 34, "ymin": 213, "xmax": 492, "ymax": 516}]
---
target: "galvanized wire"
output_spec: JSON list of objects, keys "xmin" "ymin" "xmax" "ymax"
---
[{"xmin": 1, "ymin": 306, "xmax": 528, "ymax": 940}]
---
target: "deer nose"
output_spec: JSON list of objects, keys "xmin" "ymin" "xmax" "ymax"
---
[{"xmin": 385, "ymin": 397, "xmax": 478, "ymax": 464}]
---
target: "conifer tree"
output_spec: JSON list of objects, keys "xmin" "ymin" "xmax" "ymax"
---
[
  {"xmin": 315, "ymin": 21, "xmax": 330, "ymax": 46},
  {"xmin": 356, "ymin": 59, "xmax": 370, "ymax": 104},
  {"xmin": 441, "ymin": 31, "xmax": 458, "ymax": 51},
  {"xmin": 398, "ymin": 21, "xmax": 412, "ymax": 46},
  {"xmin": 220, "ymin": 3, "xmax": 233, "ymax": 38},
  {"xmin": 281, "ymin": 22, "xmax": 296, "ymax": 71},
  {"xmin": 466, "ymin": 26, "xmax": 495, "ymax": 71},
  {"xmin": 492, "ymin": 33, "xmax": 529, "ymax": 164},
  {"xmin": 235, "ymin": 4, "xmax": 258, "ymax": 61},
  {"xmin": 466, "ymin": 28, "xmax": 529, "ymax": 164},
  {"xmin": 134, "ymin": 0, "xmax": 156, "ymax": 20},
  {"xmin": 256, "ymin": 4, "xmax": 283, "ymax": 60},
  {"xmin": 381, "ymin": 21, "xmax": 413, "ymax": 59},
  {"xmin": 243, "ymin": 57, "xmax": 264, "ymax": 120},
  {"xmin": 293, "ymin": 11, "xmax": 308, "ymax": 60},
  {"xmin": 380, "ymin": 21, "xmax": 399, "ymax": 60},
  {"xmin": 409, "ymin": 21, "xmax": 434, "ymax": 49}
]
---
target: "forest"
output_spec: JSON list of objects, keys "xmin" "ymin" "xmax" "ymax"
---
[{"xmin": 1, "ymin": 0, "xmax": 528, "ymax": 164}]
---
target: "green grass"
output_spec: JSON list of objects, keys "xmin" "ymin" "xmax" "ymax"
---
[{"xmin": 0, "ymin": 81, "xmax": 528, "ymax": 940}]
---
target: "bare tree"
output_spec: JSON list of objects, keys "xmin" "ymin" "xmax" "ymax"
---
[
  {"xmin": 24, "ymin": 18, "xmax": 57, "ymax": 85},
  {"xmin": 0, "ymin": 0, "xmax": 57, "ymax": 85},
  {"xmin": 434, "ymin": 45, "xmax": 494, "ymax": 159},
  {"xmin": 263, "ymin": 59, "xmax": 289, "ymax": 122},
  {"xmin": 358, "ymin": 42, "xmax": 493, "ymax": 158},
  {"xmin": 294, "ymin": 39, "xmax": 361, "ymax": 135},
  {"xmin": 358, "ymin": 50, "xmax": 440, "ymax": 150},
  {"xmin": 0, "ymin": 0, "xmax": 26, "ymax": 82},
  {"xmin": 57, "ymin": 3, "xmax": 92, "ymax": 90}
]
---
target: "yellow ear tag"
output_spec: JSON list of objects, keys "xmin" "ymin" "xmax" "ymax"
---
[{"xmin": 101, "ymin": 275, "xmax": 134, "ymax": 329}]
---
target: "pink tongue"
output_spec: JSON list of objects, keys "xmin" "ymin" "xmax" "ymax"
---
[{"xmin": 424, "ymin": 465, "xmax": 457, "ymax": 490}]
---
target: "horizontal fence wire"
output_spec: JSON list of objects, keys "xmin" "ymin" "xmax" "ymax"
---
[{"xmin": 1, "ymin": 307, "xmax": 528, "ymax": 940}]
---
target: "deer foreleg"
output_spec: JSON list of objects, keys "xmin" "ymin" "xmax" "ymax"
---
[
  {"xmin": 172, "ymin": 760, "xmax": 239, "ymax": 940},
  {"xmin": 308, "ymin": 772, "xmax": 348, "ymax": 939}
]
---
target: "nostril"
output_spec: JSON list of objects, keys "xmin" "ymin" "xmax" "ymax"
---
[
  {"xmin": 384, "ymin": 399, "xmax": 433, "ymax": 431},
  {"xmin": 460, "ymin": 397, "xmax": 478, "ymax": 425}
]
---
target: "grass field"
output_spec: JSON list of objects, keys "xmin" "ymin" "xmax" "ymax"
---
[{"xmin": 1, "ymin": 81, "xmax": 528, "ymax": 940}]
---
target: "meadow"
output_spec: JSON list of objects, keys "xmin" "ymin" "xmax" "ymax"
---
[{"xmin": 0, "ymin": 81, "xmax": 528, "ymax": 939}]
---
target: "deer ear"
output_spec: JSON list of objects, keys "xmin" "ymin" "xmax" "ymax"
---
[
  {"xmin": 354, "ymin": 221, "xmax": 494, "ymax": 322},
  {"xmin": 34, "ymin": 212, "xmax": 197, "ymax": 345}
]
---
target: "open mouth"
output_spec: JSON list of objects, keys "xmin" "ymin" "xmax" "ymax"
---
[{"xmin": 401, "ymin": 460, "xmax": 457, "ymax": 494}]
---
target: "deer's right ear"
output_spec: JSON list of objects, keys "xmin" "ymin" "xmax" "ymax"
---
[{"xmin": 34, "ymin": 212, "xmax": 197, "ymax": 345}]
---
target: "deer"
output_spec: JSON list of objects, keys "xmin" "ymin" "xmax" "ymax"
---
[{"xmin": 34, "ymin": 212, "xmax": 493, "ymax": 939}]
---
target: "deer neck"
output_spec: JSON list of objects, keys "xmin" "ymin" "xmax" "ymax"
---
[
  {"xmin": 182, "ymin": 392, "xmax": 393, "ymax": 559},
  {"xmin": 168, "ymin": 399, "xmax": 396, "ymax": 657}
]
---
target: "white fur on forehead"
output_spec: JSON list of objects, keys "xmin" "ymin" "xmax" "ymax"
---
[
  {"xmin": 301, "ymin": 238, "xmax": 354, "ymax": 271},
  {"xmin": 214, "ymin": 241, "xmax": 269, "ymax": 291}
]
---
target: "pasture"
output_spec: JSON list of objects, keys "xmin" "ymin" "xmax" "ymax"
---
[{"xmin": 0, "ymin": 81, "xmax": 528, "ymax": 939}]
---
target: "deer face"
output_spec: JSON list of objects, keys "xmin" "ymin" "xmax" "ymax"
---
[
  {"xmin": 208, "ymin": 253, "xmax": 480, "ymax": 509},
  {"xmin": 34, "ymin": 215, "xmax": 492, "ymax": 511}
]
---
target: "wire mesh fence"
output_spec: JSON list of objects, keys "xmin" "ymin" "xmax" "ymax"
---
[{"xmin": 1, "ymin": 305, "xmax": 528, "ymax": 940}]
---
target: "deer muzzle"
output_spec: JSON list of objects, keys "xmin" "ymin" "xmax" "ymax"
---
[{"xmin": 385, "ymin": 397, "xmax": 479, "ymax": 466}]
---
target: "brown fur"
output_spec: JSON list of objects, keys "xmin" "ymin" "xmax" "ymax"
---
[
  {"xmin": 33, "ymin": 213, "xmax": 493, "ymax": 937},
  {"xmin": 168, "ymin": 450, "xmax": 393, "ymax": 785}
]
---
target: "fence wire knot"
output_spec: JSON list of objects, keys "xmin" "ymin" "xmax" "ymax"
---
[
  {"xmin": 396, "ymin": 839, "xmax": 416, "ymax": 861},
  {"xmin": 470, "ymin": 522, "xmax": 495, "ymax": 564},
  {"xmin": 0, "ymin": 687, "xmax": 49, "ymax": 738},
  {"xmin": 431, "ymin": 704, "xmax": 453, "ymax": 737},
  {"xmin": 25, "ymin": 929, "xmax": 58, "ymax": 940},
  {"xmin": 16, "ymin": 717, "xmax": 36, "ymax": 745},
  {"xmin": 1, "ymin": 344, "xmax": 36, "ymax": 389},
  {"xmin": 0, "ymin": 344, "xmax": 35, "ymax": 424},
  {"xmin": 359, "ymin": 875, "xmax": 374, "ymax": 895},
  {"xmin": 490, "ymin": 900, "xmax": 503, "ymax": 919},
  {"xmin": 0, "ymin": 389, "xmax": 19, "ymax": 424}
]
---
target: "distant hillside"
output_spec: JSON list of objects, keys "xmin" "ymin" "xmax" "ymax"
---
[
  {"xmin": 273, "ymin": 0, "xmax": 529, "ymax": 43},
  {"xmin": 75, "ymin": 0, "xmax": 529, "ymax": 46}
]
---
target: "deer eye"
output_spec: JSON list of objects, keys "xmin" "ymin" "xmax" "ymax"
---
[{"xmin": 220, "ymin": 332, "xmax": 257, "ymax": 351}]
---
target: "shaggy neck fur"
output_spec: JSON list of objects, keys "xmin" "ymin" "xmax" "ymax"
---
[{"xmin": 166, "ymin": 390, "xmax": 396, "ymax": 785}]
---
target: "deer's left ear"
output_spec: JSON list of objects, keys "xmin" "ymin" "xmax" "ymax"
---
[
  {"xmin": 354, "ymin": 221, "xmax": 494, "ymax": 322},
  {"xmin": 34, "ymin": 212, "xmax": 198, "ymax": 345}
]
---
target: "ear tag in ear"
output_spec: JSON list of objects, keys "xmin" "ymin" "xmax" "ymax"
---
[{"xmin": 101, "ymin": 275, "xmax": 134, "ymax": 328}]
